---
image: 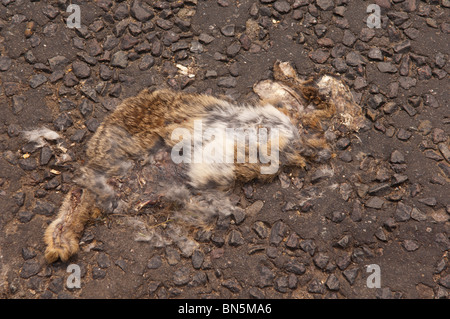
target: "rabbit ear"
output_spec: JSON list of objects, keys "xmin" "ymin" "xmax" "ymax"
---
[
  {"xmin": 273, "ymin": 61, "xmax": 297, "ymax": 80},
  {"xmin": 253, "ymin": 79, "xmax": 306, "ymax": 113},
  {"xmin": 273, "ymin": 60, "xmax": 307, "ymax": 84}
]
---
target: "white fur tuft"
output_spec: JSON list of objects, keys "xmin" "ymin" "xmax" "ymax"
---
[{"xmin": 22, "ymin": 128, "xmax": 60, "ymax": 148}]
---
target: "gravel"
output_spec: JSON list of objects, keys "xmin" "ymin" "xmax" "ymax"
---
[{"xmin": 1, "ymin": 0, "xmax": 448, "ymax": 300}]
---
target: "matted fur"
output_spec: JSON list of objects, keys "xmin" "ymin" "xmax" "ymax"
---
[{"xmin": 43, "ymin": 61, "xmax": 366, "ymax": 263}]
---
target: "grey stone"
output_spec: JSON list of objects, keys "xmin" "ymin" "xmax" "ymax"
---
[
  {"xmin": 394, "ymin": 202, "xmax": 412, "ymax": 222},
  {"xmin": 135, "ymin": 41, "xmax": 151, "ymax": 54},
  {"xmin": 49, "ymin": 70, "xmax": 64, "ymax": 83},
  {"xmin": 332, "ymin": 58, "xmax": 348, "ymax": 73},
  {"xmin": 426, "ymin": 18, "xmax": 438, "ymax": 28},
  {"xmin": 435, "ymin": 52, "xmax": 446, "ymax": 68},
  {"xmin": 191, "ymin": 250, "xmax": 204, "ymax": 269},
  {"xmin": 387, "ymin": 11, "xmax": 409, "ymax": 25},
  {"xmin": 252, "ymin": 221, "xmax": 269, "ymax": 239},
  {"xmin": 63, "ymin": 72, "xmax": 79, "ymax": 87},
  {"xmin": 44, "ymin": 177, "xmax": 60, "ymax": 190},
  {"xmin": 368, "ymin": 47, "xmax": 383, "ymax": 61},
  {"xmin": 92, "ymin": 267, "xmax": 106, "ymax": 279},
  {"xmin": 400, "ymin": 102, "xmax": 417, "ymax": 116},
  {"xmin": 138, "ymin": 55, "xmax": 155, "ymax": 70},
  {"xmin": 79, "ymin": 100, "xmax": 93, "ymax": 117},
  {"xmin": 113, "ymin": 3, "xmax": 129, "ymax": 20},
  {"xmin": 221, "ymin": 24, "xmax": 235, "ymax": 37},
  {"xmin": 147, "ymin": 255, "xmax": 162, "ymax": 269},
  {"xmin": 274, "ymin": 276, "xmax": 289, "ymax": 293},
  {"xmin": 367, "ymin": 94, "xmax": 385, "ymax": 109},
  {"xmin": 165, "ymin": 246, "xmax": 180, "ymax": 265},
  {"xmin": 97, "ymin": 252, "xmax": 111, "ymax": 268},
  {"xmin": 29, "ymin": 74, "xmax": 47, "ymax": 88},
  {"xmin": 393, "ymin": 40, "xmax": 411, "ymax": 53},
  {"xmin": 360, "ymin": 28, "xmax": 376, "ymax": 42},
  {"xmin": 190, "ymin": 40, "xmax": 203, "ymax": 54},
  {"xmin": 222, "ymin": 278, "xmax": 241, "ymax": 293},
  {"xmin": 53, "ymin": 112, "xmax": 73, "ymax": 131},
  {"xmin": 390, "ymin": 150, "xmax": 405, "ymax": 163},
  {"xmin": 314, "ymin": 24, "xmax": 327, "ymax": 37},
  {"xmin": 375, "ymin": 228, "xmax": 388, "ymax": 242},
  {"xmin": 24, "ymin": 51, "xmax": 36, "ymax": 64},
  {"xmin": 377, "ymin": 62, "xmax": 397, "ymax": 73},
  {"xmin": 21, "ymin": 247, "xmax": 36, "ymax": 261},
  {"xmin": 376, "ymin": 287, "xmax": 393, "ymax": 299},
  {"xmin": 33, "ymin": 200, "xmax": 55, "ymax": 216},
  {"xmin": 313, "ymin": 253, "xmax": 329, "ymax": 270},
  {"xmin": 284, "ymin": 260, "xmax": 306, "ymax": 275},
  {"xmin": 12, "ymin": 95, "xmax": 26, "ymax": 114},
  {"xmin": 316, "ymin": 0, "xmax": 334, "ymax": 11},
  {"xmin": 399, "ymin": 55, "xmax": 410, "ymax": 76},
  {"xmin": 411, "ymin": 207, "xmax": 427, "ymax": 221},
  {"xmin": 417, "ymin": 65, "xmax": 432, "ymax": 80},
  {"xmin": 113, "ymin": 20, "xmax": 129, "ymax": 37},
  {"xmin": 399, "ymin": 77, "xmax": 416, "ymax": 90},
  {"xmin": 440, "ymin": 274, "xmax": 450, "ymax": 289},
  {"xmin": 310, "ymin": 49, "xmax": 330, "ymax": 64},
  {"xmin": 156, "ymin": 19, "xmax": 173, "ymax": 30},
  {"xmin": 226, "ymin": 42, "xmax": 241, "ymax": 57},
  {"xmin": 85, "ymin": 118, "xmax": 100, "ymax": 132},
  {"xmin": 391, "ymin": 174, "xmax": 408, "ymax": 186},
  {"xmin": 190, "ymin": 272, "xmax": 207, "ymax": 287},
  {"xmin": 307, "ymin": 278, "xmax": 325, "ymax": 294},
  {"xmin": 343, "ymin": 267, "xmax": 359, "ymax": 285},
  {"xmin": 13, "ymin": 192, "xmax": 25, "ymax": 207},
  {"xmin": 198, "ymin": 33, "xmax": 215, "ymax": 44},
  {"xmin": 432, "ymin": 128, "xmax": 447, "ymax": 144},
  {"xmin": 342, "ymin": 30, "xmax": 356, "ymax": 47},
  {"xmin": 346, "ymin": 51, "xmax": 365, "ymax": 66},
  {"xmin": 18, "ymin": 157, "xmax": 37, "ymax": 171},
  {"xmin": 383, "ymin": 218, "xmax": 398, "ymax": 232},
  {"xmin": 130, "ymin": 1, "xmax": 154, "ymax": 22},
  {"xmin": 339, "ymin": 152, "xmax": 353, "ymax": 163},
  {"xmin": 438, "ymin": 143, "xmax": 450, "ymax": 162},
  {"xmin": 228, "ymin": 230, "xmax": 245, "ymax": 246},
  {"xmin": 404, "ymin": 27, "xmax": 419, "ymax": 39},
  {"xmin": 120, "ymin": 34, "xmax": 139, "ymax": 50},
  {"xmin": 418, "ymin": 197, "xmax": 437, "ymax": 207},
  {"xmin": 326, "ymin": 274, "xmax": 340, "ymax": 291},
  {"xmin": 70, "ymin": 129, "xmax": 86, "ymax": 143},
  {"xmin": 20, "ymin": 260, "xmax": 41, "ymax": 278},
  {"xmin": 423, "ymin": 94, "xmax": 439, "ymax": 108},
  {"xmin": 365, "ymin": 197, "xmax": 384, "ymax": 209},
  {"xmin": 174, "ymin": 17, "xmax": 190, "ymax": 32},
  {"xmin": 214, "ymin": 52, "xmax": 227, "ymax": 61},
  {"xmin": 402, "ymin": 240, "xmax": 419, "ymax": 251},
  {"xmin": 217, "ymin": 76, "xmax": 237, "ymax": 88},
  {"xmin": 3, "ymin": 150, "xmax": 18, "ymax": 165},
  {"xmin": 48, "ymin": 55, "xmax": 68, "ymax": 71},
  {"xmin": 285, "ymin": 232, "xmax": 300, "ymax": 249},
  {"xmin": 274, "ymin": 1, "xmax": 291, "ymax": 13},
  {"xmin": 111, "ymin": 51, "xmax": 128, "ymax": 68},
  {"xmin": 397, "ymin": 128, "xmax": 412, "ymax": 141},
  {"xmin": 171, "ymin": 41, "xmax": 189, "ymax": 52},
  {"xmin": 269, "ymin": 220, "xmax": 288, "ymax": 245},
  {"xmin": 258, "ymin": 265, "xmax": 275, "ymax": 287},
  {"xmin": 329, "ymin": 211, "xmax": 346, "ymax": 223},
  {"xmin": 0, "ymin": 56, "xmax": 12, "ymax": 71},
  {"xmin": 59, "ymin": 98, "xmax": 76, "ymax": 111},
  {"xmin": 299, "ymin": 239, "xmax": 316, "ymax": 256}
]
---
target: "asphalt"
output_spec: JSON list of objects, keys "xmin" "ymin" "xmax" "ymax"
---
[{"xmin": 0, "ymin": 0, "xmax": 449, "ymax": 299}]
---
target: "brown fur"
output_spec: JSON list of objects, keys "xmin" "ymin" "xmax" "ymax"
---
[{"xmin": 43, "ymin": 61, "xmax": 366, "ymax": 263}]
